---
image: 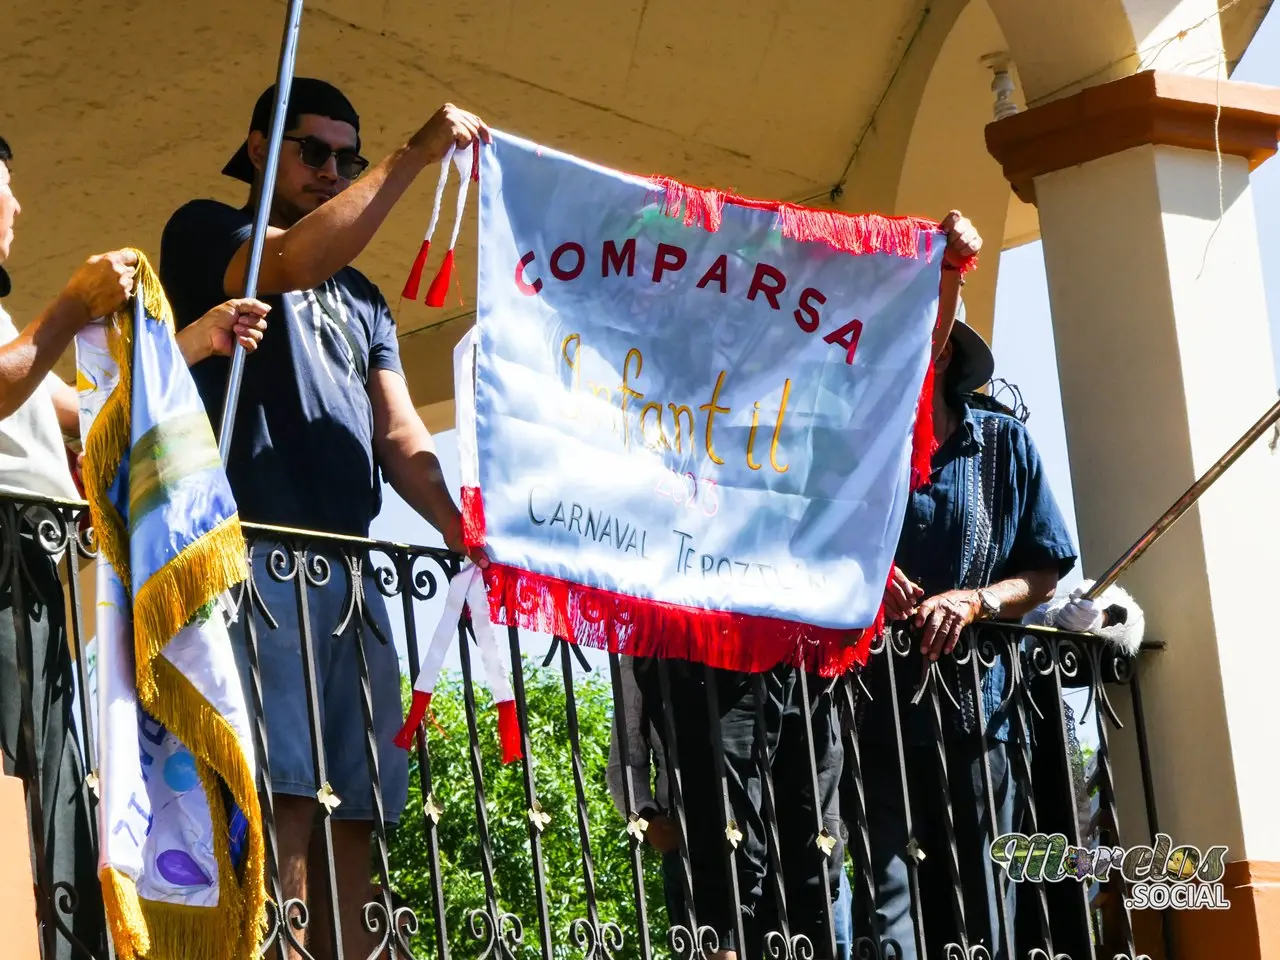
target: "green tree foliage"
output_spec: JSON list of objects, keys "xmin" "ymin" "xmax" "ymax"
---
[{"xmin": 389, "ymin": 659, "xmax": 669, "ymax": 958}]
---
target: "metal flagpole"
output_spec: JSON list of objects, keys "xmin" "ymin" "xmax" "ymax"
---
[
  {"xmin": 217, "ymin": 0, "xmax": 306, "ymax": 459},
  {"xmin": 1081, "ymin": 397, "xmax": 1280, "ymax": 601}
]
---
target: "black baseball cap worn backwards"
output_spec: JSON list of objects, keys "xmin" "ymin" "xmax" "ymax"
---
[{"xmin": 222, "ymin": 78, "xmax": 361, "ymax": 184}]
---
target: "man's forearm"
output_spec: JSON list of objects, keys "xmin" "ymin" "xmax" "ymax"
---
[
  {"xmin": 174, "ymin": 325, "xmax": 210, "ymax": 368},
  {"xmin": 0, "ymin": 295, "xmax": 89, "ymax": 420},
  {"xmin": 383, "ymin": 443, "xmax": 461, "ymax": 537},
  {"xmin": 984, "ymin": 568, "xmax": 1060, "ymax": 620},
  {"xmin": 283, "ymin": 144, "xmax": 428, "ymax": 284},
  {"xmin": 932, "ymin": 269, "xmax": 963, "ymax": 362},
  {"xmin": 236, "ymin": 142, "xmax": 433, "ymax": 296}
]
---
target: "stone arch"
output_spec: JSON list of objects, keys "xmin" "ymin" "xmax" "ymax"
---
[
  {"xmin": 985, "ymin": 0, "xmax": 1229, "ymax": 105},
  {"xmin": 892, "ymin": 0, "xmax": 1020, "ymax": 339}
]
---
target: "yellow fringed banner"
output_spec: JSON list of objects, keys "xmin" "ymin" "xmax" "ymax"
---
[{"xmin": 79, "ymin": 251, "xmax": 265, "ymax": 960}]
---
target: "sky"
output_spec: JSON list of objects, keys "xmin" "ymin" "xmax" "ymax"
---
[{"xmin": 372, "ymin": 10, "xmax": 1280, "ymax": 685}]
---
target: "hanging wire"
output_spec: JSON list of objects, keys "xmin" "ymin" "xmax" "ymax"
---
[
  {"xmin": 399, "ymin": 309, "xmax": 478, "ymax": 343},
  {"xmin": 1028, "ymin": 0, "xmax": 1246, "ymax": 108}
]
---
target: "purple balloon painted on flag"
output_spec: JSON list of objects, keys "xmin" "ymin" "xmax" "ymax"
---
[{"xmin": 156, "ymin": 849, "xmax": 213, "ymax": 887}]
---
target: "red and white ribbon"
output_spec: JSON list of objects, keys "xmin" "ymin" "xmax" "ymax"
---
[
  {"xmin": 454, "ymin": 326, "xmax": 486, "ymax": 546},
  {"xmin": 400, "ymin": 144, "xmax": 454, "ymax": 300},
  {"xmin": 394, "ymin": 562, "xmax": 522, "ymax": 763},
  {"xmin": 401, "ymin": 143, "xmax": 477, "ymax": 306}
]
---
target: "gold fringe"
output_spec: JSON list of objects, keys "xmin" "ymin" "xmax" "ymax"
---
[
  {"xmin": 151, "ymin": 657, "xmax": 266, "ymax": 959},
  {"xmin": 99, "ymin": 867, "xmax": 149, "ymax": 960},
  {"xmin": 81, "ymin": 249, "xmax": 176, "ymax": 590},
  {"xmin": 133, "ymin": 515, "xmax": 248, "ymax": 703},
  {"xmin": 199, "ymin": 761, "xmax": 241, "ymax": 942},
  {"xmin": 84, "ymin": 251, "xmax": 264, "ymax": 960},
  {"xmin": 82, "ymin": 309, "xmax": 132, "ymax": 588},
  {"xmin": 136, "ymin": 897, "xmax": 252, "ymax": 960}
]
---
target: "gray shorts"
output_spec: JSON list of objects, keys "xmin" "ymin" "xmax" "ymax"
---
[{"xmin": 232, "ymin": 544, "xmax": 408, "ymax": 824}]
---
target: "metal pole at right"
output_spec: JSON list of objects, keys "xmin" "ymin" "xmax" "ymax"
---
[
  {"xmin": 1083, "ymin": 397, "xmax": 1280, "ymax": 600},
  {"xmin": 217, "ymin": 0, "xmax": 306, "ymax": 461}
]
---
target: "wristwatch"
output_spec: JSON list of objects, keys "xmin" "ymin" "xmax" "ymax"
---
[{"xmin": 976, "ymin": 589, "xmax": 1002, "ymax": 621}]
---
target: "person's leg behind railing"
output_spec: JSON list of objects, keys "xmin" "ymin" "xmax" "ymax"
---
[
  {"xmin": 309, "ymin": 556, "xmax": 408, "ymax": 960},
  {"xmin": 238, "ymin": 545, "xmax": 407, "ymax": 960},
  {"xmin": 635, "ymin": 659, "xmax": 779, "ymax": 960},
  {"xmin": 770, "ymin": 671, "xmax": 845, "ymax": 960}
]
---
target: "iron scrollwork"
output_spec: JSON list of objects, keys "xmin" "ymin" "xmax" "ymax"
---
[{"xmin": 468, "ymin": 906, "xmax": 524, "ymax": 960}]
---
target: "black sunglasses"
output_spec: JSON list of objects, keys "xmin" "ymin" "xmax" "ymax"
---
[{"xmin": 282, "ymin": 135, "xmax": 369, "ymax": 180}]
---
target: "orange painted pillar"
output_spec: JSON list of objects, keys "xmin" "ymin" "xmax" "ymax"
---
[{"xmin": 0, "ymin": 773, "xmax": 41, "ymax": 959}]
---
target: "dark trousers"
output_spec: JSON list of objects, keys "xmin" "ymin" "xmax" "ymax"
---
[
  {"xmin": 0, "ymin": 533, "xmax": 106, "ymax": 960},
  {"xmin": 858, "ymin": 736, "xmax": 1018, "ymax": 960},
  {"xmin": 637, "ymin": 660, "xmax": 845, "ymax": 957}
]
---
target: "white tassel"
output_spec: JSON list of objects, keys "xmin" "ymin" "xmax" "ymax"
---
[
  {"xmin": 426, "ymin": 142, "xmax": 457, "ymax": 243},
  {"xmin": 468, "ymin": 570, "xmax": 511, "ymax": 703}
]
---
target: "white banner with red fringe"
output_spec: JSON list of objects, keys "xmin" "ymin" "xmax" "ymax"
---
[
  {"xmin": 451, "ymin": 131, "xmax": 949, "ymax": 680},
  {"xmin": 462, "ymin": 130, "xmax": 945, "ymax": 676}
]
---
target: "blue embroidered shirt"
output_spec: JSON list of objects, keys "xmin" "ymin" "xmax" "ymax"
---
[{"xmin": 863, "ymin": 402, "xmax": 1078, "ymax": 744}]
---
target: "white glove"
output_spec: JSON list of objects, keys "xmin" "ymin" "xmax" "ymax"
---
[{"xmin": 1055, "ymin": 585, "xmax": 1106, "ymax": 633}]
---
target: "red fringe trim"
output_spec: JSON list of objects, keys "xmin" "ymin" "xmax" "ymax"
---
[
  {"xmin": 652, "ymin": 176, "xmax": 724, "ymax": 231},
  {"xmin": 482, "ymin": 563, "xmax": 874, "ymax": 678},
  {"xmin": 394, "ymin": 690, "xmax": 432, "ymax": 750},
  {"xmin": 401, "ymin": 239, "xmax": 432, "ymax": 301},
  {"xmin": 649, "ymin": 176, "xmax": 940, "ymax": 260},
  {"xmin": 460, "ymin": 486, "xmax": 486, "ymax": 549},
  {"xmin": 911, "ymin": 361, "xmax": 935, "ymax": 491},
  {"xmin": 778, "ymin": 205, "xmax": 934, "ymax": 260},
  {"xmin": 425, "ymin": 249, "xmax": 456, "ymax": 307},
  {"xmin": 496, "ymin": 699, "xmax": 523, "ymax": 763}
]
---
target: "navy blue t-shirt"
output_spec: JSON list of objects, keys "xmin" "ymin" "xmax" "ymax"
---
[{"xmin": 160, "ymin": 199, "xmax": 404, "ymax": 536}]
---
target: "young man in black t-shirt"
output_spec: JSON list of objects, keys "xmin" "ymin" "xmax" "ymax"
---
[{"xmin": 160, "ymin": 79, "xmax": 489, "ymax": 959}]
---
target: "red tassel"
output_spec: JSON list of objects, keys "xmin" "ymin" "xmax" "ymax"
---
[
  {"xmin": 404, "ymin": 240, "xmax": 433, "ymax": 300},
  {"xmin": 496, "ymin": 700, "xmax": 523, "ymax": 763},
  {"xmin": 910, "ymin": 361, "xmax": 935, "ymax": 491},
  {"xmin": 424, "ymin": 249, "xmax": 455, "ymax": 307},
  {"xmin": 394, "ymin": 690, "xmax": 433, "ymax": 750},
  {"xmin": 401, "ymin": 239, "xmax": 432, "ymax": 300},
  {"xmin": 460, "ymin": 486, "xmax": 486, "ymax": 548}
]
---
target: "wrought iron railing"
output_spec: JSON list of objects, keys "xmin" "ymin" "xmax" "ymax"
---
[{"xmin": 0, "ymin": 492, "xmax": 1160, "ymax": 960}]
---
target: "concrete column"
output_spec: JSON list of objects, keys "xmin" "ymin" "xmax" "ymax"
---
[{"xmin": 988, "ymin": 71, "xmax": 1280, "ymax": 960}]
